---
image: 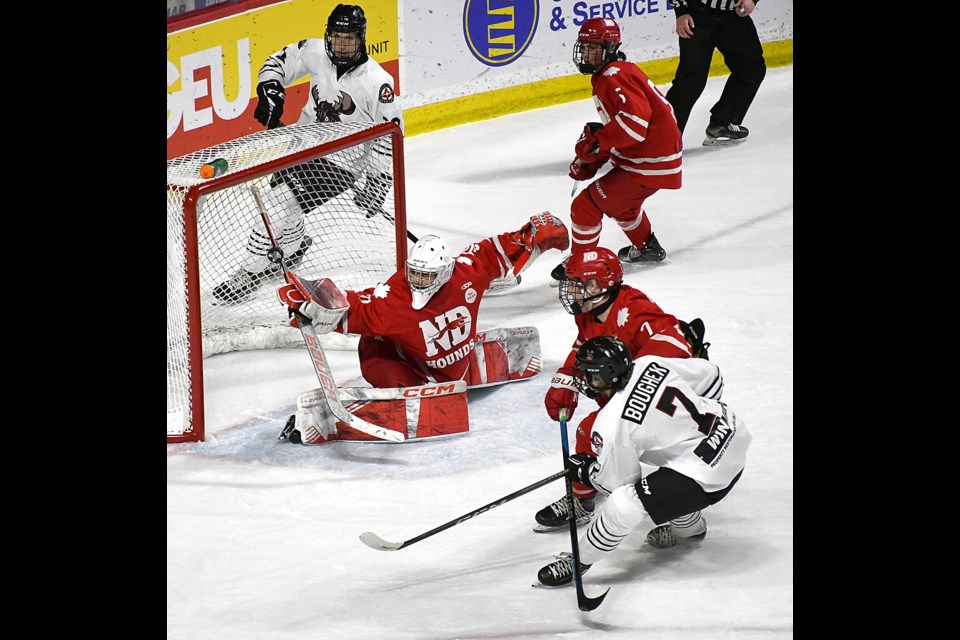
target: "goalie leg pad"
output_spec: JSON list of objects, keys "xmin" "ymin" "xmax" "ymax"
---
[
  {"xmin": 289, "ymin": 387, "xmax": 341, "ymax": 445},
  {"xmin": 465, "ymin": 326, "xmax": 542, "ymax": 388}
]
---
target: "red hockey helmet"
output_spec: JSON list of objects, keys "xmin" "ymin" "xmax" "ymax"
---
[
  {"xmin": 573, "ymin": 18, "xmax": 622, "ymax": 74},
  {"xmin": 559, "ymin": 247, "xmax": 623, "ymax": 315}
]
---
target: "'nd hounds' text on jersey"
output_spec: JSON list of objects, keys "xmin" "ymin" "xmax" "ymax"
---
[{"xmin": 621, "ymin": 361, "xmax": 669, "ymax": 425}]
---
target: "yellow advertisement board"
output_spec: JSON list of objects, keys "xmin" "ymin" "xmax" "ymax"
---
[{"xmin": 167, "ymin": 0, "xmax": 399, "ymax": 158}]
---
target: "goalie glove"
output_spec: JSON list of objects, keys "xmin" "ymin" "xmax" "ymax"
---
[
  {"xmin": 255, "ymin": 80, "xmax": 286, "ymax": 128},
  {"xmin": 574, "ymin": 122, "xmax": 604, "ymax": 163},
  {"xmin": 512, "ymin": 212, "xmax": 570, "ymax": 276},
  {"xmin": 544, "ymin": 370, "xmax": 579, "ymax": 421},
  {"xmin": 277, "ymin": 273, "xmax": 349, "ymax": 334},
  {"xmin": 565, "ymin": 453, "xmax": 597, "ymax": 488}
]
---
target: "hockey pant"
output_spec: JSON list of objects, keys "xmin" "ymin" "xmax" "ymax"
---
[
  {"xmin": 358, "ymin": 335, "xmax": 467, "ymax": 388},
  {"xmin": 579, "ymin": 467, "xmax": 743, "ymax": 566},
  {"xmin": 570, "ymin": 167, "xmax": 659, "ymax": 253}
]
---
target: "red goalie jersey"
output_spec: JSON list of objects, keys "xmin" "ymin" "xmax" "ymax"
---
[{"xmin": 331, "ymin": 217, "xmax": 567, "ymax": 387}]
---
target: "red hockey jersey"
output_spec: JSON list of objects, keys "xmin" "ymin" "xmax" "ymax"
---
[
  {"xmin": 335, "ymin": 232, "xmax": 525, "ymax": 382},
  {"xmin": 590, "ymin": 61, "xmax": 683, "ymax": 189},
  {"xmin": 559, "ymin": 284, "xmax": 692, "ymax": 375}
]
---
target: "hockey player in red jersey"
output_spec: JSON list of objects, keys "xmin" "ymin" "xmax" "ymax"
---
[
  {"xmin": 553, "ymin": 17, "xmax": 683, "ymax": 282},
  {"xmin": 535, "ymin": 247, "xmax": 704, "ymax": 533},
  {"xmin": 279, "ymin": 213, "xmax": 569, "ymax": 387},
  {"xmin": 536, "ymin": 336, "xmax": 750, "ymax": 587}
]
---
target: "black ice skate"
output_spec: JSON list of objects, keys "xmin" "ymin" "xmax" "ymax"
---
[
  {"xmin": 537, "ymin": 552, "xmax": 592, "ymax": 587},
  {"xmin": 703, "ymin": 123, "xmax": 749, "ymax": 147},
  {"xmin": 618, "ymin": 233, "xmax": 666, "ymax": 264},
  {"xmin": 533, "ymin": 495, "xmax": 594, "ymax": 533},
  {"xmin": 549, "ymin": 254, "xmax": 571, "ymax": 288}
]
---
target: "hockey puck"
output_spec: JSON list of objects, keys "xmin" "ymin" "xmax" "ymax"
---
[{"xmin": 267, "ymin": 247, "xmax": 284, "ymax": 264}]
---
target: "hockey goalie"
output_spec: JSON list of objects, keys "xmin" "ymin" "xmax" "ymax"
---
[{"xmin": 277, "ymin": 212, "xmax": 569, "ymax": 444}]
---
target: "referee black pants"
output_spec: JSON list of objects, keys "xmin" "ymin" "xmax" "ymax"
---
[{"xmin": 665, "ymin": 9, "xmax": 766, "ymax": 132}]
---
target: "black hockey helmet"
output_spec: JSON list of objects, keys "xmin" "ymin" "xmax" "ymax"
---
[
  {"xmin": 325, "ymin": 4, "xmax": 367, "ymax": 70},
  {"xmin": 574, "ymin": 335, "xmax": 634, "ymax": 399}
]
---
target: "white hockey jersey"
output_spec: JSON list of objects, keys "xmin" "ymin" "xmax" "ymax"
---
[
  {"xmin": 258, "ymin": 39, "xmax": 404, "ymax": 132},
  {"xmin": 587, "ymin": 355, "xmax": 751, "ymax": 496}
]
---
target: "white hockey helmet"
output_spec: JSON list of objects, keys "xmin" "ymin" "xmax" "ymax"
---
[{"xmin": 405, "ymin": 234, "xmax": 455, "ymax": 310}]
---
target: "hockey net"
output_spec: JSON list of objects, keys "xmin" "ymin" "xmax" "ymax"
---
[{"xmin": 167, "ymin": 121, "xmax": 408, "ymax": 443}]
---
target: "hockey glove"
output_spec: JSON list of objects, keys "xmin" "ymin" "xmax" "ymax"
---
[
  {"xmin": 513, "ymin": 212, "xmax": 570, "ymax": 276},
  {"xmin": 565, "ymin": 453, "xmax": 597, "ymax": 488},
  {"xmin": 277, "ymin": 273, "xmax": 349, "ymax": 333},
  {"xmin": 569, "ymin": 158, "xmax": 604, "ymax": 181},
  {"xmin": 544, "ymin": 371, "xmax": 579, "ymax": 421},
  {"xmin": 679, "ymin": 318, "xmax": 711, "ymax": 360},
  {"xmin": 574, "ymin": 122, "xmax": 604, "ymax": 163},
  {"xmin": 255, "ymin": 80, "xmax": 286, "ymax": 128},
  {"xmin": 354, "ymin": 172, "xmax": 392, "ymax": 218}
]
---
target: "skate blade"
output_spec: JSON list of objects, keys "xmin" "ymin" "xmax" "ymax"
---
[{"xmin": 702, "ymin": 137, "xmax": 747, "ymax": 147}]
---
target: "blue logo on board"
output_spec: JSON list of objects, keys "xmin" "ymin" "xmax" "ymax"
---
[{"xmin": 463, "ymin": 1, "xmax": 540, "ymax": 67}]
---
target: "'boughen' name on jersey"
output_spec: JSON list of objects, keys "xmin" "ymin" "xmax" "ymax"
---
[{"xmin": 621, "ymin": 361, "xmax": 668, "ymax": 425}]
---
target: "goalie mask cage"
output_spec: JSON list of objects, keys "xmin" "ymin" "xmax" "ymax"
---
[{"xmin": 167, "ymin": 121, "xmax": 408, "ymax": 443}]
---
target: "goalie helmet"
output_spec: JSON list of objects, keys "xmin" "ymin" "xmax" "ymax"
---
[
  {"xmin": 406, "ymin": 234, "xmax": 455, "ymax": 310},
  {"xmin": 325, "ymin": 4, "xmax": 367, "ymax": 71},
  {"xmin": 559, "ymin": 247, "xmax": 623, "ymax": 315},
  {"xmin": 574, "ymin": 335, "xmax": 634, "ymax": 399},
  {"xmin": 573, "ymin": 18, "xmax": 622, "ymax": 75}
]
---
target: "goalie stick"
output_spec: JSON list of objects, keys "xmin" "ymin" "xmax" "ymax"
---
[
  {"xmin": 559, "ymin": 410, "xmax": 609, "ymax": 612},
  {"xmin": 250, "ymin": 185, "xmax": 404, "ymax": 443},
  {"xmin": 270, "ymin": 120, "xmax": 419, "ymax": 243},
  {"xmin": 359, "ymin": 468, "xmax": 569, "ymax": 551}
]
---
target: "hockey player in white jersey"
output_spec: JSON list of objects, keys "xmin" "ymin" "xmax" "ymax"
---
[
  {"xmin": 213, "ymin": 4, "xmax": 404, "ymax": 304},
  {"xmin": 537, "ymin": 335, "xmax": 751, "ymax": 587}
]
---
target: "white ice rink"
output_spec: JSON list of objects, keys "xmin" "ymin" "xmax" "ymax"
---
[{"xmin": 168, "ymin": 65, "xmax": 793, "ymax": 639}]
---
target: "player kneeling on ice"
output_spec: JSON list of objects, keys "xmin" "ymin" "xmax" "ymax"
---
[
  {"xmin": 277, "ymin": 213, "xmax": 570, "ymax": 444},
  {"xmin": 537, "ymin": 335, "xmax": 751, "ymax": 587}
]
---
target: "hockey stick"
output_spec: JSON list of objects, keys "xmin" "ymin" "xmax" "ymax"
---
[
  {"xmin": 559, "ymin": 410, "xmax": 609, "ymax": 611},
  {"xmin": 270, "ymin": 120, "xmax": 419, "ymax": 243},
  {"xmin": 359, "ymin": 468, "xmax": 569, "ymax": 551},
  {"xmin": 250, "ymin": 185, "xmax": 404, "ymax": 443}
]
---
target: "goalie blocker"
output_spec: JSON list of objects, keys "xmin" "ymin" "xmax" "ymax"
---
[{"xmin": 280, "ymin": 324, "xmax": 543, "ymax": 445}]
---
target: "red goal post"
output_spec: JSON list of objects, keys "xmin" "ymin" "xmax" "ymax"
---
[{"xmin": 167, "ymin": 121, "xmax": 408, "ymax": 443}]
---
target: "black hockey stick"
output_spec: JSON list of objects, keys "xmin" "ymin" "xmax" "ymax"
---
[
  {"xmin": 559, "ymin": 411, "xmax": 609, "ymax": 612},
  {"xmin": 359, "ymin": 468, "xmax": 568, "ymax": 551},
  {"xmin": 269, "ymin": 120, "xmax": 419, "ymax": 243}
]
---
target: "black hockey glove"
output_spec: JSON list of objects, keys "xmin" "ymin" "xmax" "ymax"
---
[
  {"xmin": 565, "ymin": 453, "xmax": 597, "ymax": 488},
  {"xmin": 354, "ymin": 172, "xmax": 392, "ymax": 218},
  {"xmin": 679, "ymin": 318, "xmax": 711, "ymax": 360},
  {"xmin": 255, "ymin": 80, "xmax": 286, "ymax": 128}
]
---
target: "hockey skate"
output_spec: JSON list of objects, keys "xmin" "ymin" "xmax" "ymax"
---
[
  {"xmin": 537, "ymin": 552, "xmax": 591, "ymax": 587},
  {"xmin": 533, "ymin": 495, "xmax": 594, "ymax": 533},
  {"xmin": 618, "ymin": 233, "xmax": 666, "ymax": 264},
  {"xmin": 645, "ymin": 522, "xmax": 707, "ymax": 549},
  {"xmin": 703, "ymin": 123, "xmax": 749, "ymax": 147},
  {"xmin": 549, "ymin": 254, "xmax": 571, "ymax": 288},
  {"xmin": 212, "ymin": 236, "xmax": 313, "ymax": 305},
  {"xmin": 277, "ymin": 415, "xmax": 302, "ymax": 444}
]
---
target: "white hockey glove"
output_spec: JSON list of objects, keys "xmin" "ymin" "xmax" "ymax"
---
[
  {"xmin": 512, "ymin": 212, "xmax": 570, "ymax": 276},
  {"xmin": 277, "ymin": 273, "xmax": 349, "ymax": 334}
]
